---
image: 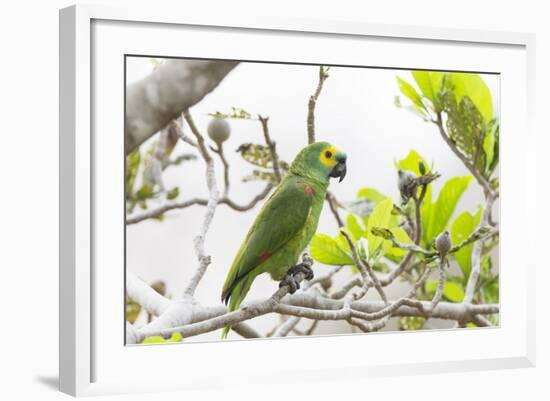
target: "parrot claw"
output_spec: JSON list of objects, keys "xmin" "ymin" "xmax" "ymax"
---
[
  {"xmin": 279, "ymin": 263, "xmax": 314, "ymax": 294},
  {"xmin": 279, "ymin": 276, "xmax": 299, "ymax": 293}
]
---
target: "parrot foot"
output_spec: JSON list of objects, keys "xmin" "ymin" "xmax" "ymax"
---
[{"xmin": 278, "ymin": 263, "xmax": 314, "ymax": 294}]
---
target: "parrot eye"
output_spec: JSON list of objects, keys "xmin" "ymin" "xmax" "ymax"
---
[{"xmin": 325, "ymin": 150, "xmax": 333, "ymax": 159}]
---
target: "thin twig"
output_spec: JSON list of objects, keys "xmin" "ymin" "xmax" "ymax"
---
[
  {"xmin": 413, "ymin": 183, "xmax": 428, "ymax": 244},
  {"xmin": 371, "ymin": 225, "xmax": 495, "ymax": 259},
  {"xmin": 304, "ymin": 66, "xmax": 345, "ymax": 230},
  {"xmin": 258, "ymin": 115, "xmax": 282, "ymax": 182},
  {"xmin": 348, "ymin": 259, "xmax": 432, "ymax": 328},
  {"xmin": 170, "ymin": 117, "xmax": 197, "ymax": 148},
  {"xmin": 272, "ymin": 316, "xmax": 301, "ymax": 337},
  {"xmin": 326, "ymin": 192, "xmax": 344, "ymax": 227},
  {"xmin": 307, "ymin": 66, "xmax": 329, "ymax": 145},
  {"xmin": 211, "ymin": 143, "xmax": 230, "ymax": 196},
  {"xmin": 126, "ymin": 183, "xmax": 274, "ymax": 224},
  {"xmin": 340, "ymin": 230, "xmax": 388, "ymax": 304},
  {"xmin": 330, "ymin": 277, "xmax": 362, "ymax": 299},
  {"xmin": 426, "ymin": 257, "xmax": 446, "ymax": 313},
  {"xmin": 370, "ymin": 227, "xmax": 433, "ymax": 256}
]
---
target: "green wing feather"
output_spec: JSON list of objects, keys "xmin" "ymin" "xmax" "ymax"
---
[{"xmin": 221, "ymin": 176, "xmax": 313, "ymax": 305}]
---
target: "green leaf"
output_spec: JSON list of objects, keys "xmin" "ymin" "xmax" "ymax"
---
[
  {"xmin": 451, "ymin": 208, "xmax": 482, "ymax": 278},
  {"xmin": 441, "ymin": 93, "xmax": 493, "ymax": 173},
  {"xmin": 164, "ymin": 153, "xmax": 197, "ymax": 169},
  {"xmin": 425, "ymin": 279, "xmax": 437, "ymax": 295},
  {"xmin": 166, "ymin": 186, "xmax": 180, "ymax": 200},
  {"xmin": 126, "ymin": 150, "xmax": 141, "ymax": 194},
  {"xmin": 366, "ymin": 198, "xmax": 394, "ymax": 259},
  {"xmin": 395, "ymin": 150, "xmax": 430, "ymax": 176},
  {"xmin": 387, "ymin": 227, "xmax": 413, "ymax": 258},
  {"xmin": 411, "ymin": 70, "xmax": 444, "ymax": 108},
  {"xmin": 450, "ymin": 73, "xmax": 493, "ymax": 123},
  {"xmin": 357, "ymin": 187, "xmax": 387, "ymax": 204},
  {"xmin": 142, "ymin": 332, "xmax": 182, "ymax": 344},
  {"xmin": 346, "ymin": 214, "xmax": 366, "ymax": 239},
  {"xmin": 311, "ymin": 234, "xmax": 354, "ymax": 266},
  {"xmin": 483, "ymin": 279, "xmax": 499, "ymax": 304},
  {"xmin": 420, "ymin": 184, "xmax": 433, "ymax": 241},
  {"xmin": 395, "ymin": 149, "xmax": 430, "ymax": 176},
  {"xmin": 487, "ymin": 124, "xmax": 500, "ymax": 175},
  {"xmin": 209, "ymin": 107, "xmax": 252, "ymax": 120},
  {"xmin": 425, "ymin": 279, "xmax": 465, "ymax": 302},
  {"xmin": 396, "ymin": 76, "xmax": 425, "ymax": 110},
  {"xmin": 142, "ymin": 336, "xmax": 166, "ymax": 344},
  {"xmin": 335, "ymin": 231, "xmax": 366, "ymax": 261},
  {"xmin": 236, "ymin": 143, "xmax": 288, "ymax": 173},
  {"xmin": 136, "ymin": 183, "xmax": 154, "ymax": 200},
  {"xmin": 424, "ymin": 176, "xmax": 473, "ymax": 243},
  {"xmin": 443, "ymin": 281, "xmax": 465, "ymax": 302},
  {"xmin": 152, "ymin": 213, "xmax": 165, "ymax": 221},
  {"xmin": 398, "ymin": 316, "xmax": 426, "ymax": 331},
  {"xmin": 483, "ymin": 126, "xmax": 495, "ymax": 170},
  {"xmin": 126, "ymin": 297, "xmax": 141, "ymax": 324}
]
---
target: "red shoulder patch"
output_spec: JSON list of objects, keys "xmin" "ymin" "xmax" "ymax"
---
[
  {"xmin": 302, "ymin": 183, "xmax": 314, "ymax": 197},
  {"xmin": 258, "ymin": 252, "xmax": 273, "ymax": 264}
]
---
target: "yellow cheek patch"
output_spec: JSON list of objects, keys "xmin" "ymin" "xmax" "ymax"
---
[{"xmin": 319, "ymin": 145, "xmax": 341, "ymax": 168}]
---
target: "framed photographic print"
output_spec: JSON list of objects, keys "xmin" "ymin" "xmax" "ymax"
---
[{"xmin": 59, "ymin": 4, "xmax": 536, "ymax": 396}]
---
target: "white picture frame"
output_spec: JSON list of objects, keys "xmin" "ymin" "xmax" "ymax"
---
[{"xmin": 59, "ymin": 4, "xmax": 536, "ymax": 396}]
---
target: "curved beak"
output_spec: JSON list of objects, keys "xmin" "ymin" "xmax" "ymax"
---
[{"xmin": 329, "ymin": 160, "xmax": 347, "ymax": 183}]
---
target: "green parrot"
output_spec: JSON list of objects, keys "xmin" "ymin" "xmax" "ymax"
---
[{"xmin": 221, "ymin": 141, "xmax": 347, "ymax": 338}]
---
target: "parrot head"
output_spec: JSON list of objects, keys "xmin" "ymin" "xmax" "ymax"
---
[{"xmin": 290, "ymin": 142, "xmax": 347, "ymax": 184}]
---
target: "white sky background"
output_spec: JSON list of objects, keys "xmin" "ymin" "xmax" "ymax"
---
[{"xmin": 126, "ymin": 58, "xmax": 500, "ymax": 340}]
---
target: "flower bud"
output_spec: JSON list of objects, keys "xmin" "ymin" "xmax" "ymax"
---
[
  {"xmin": 397, "ymin": 170, "xmax": 417, "ymax": 203},
  {"xmin": 207, "ymin": 118, "xmax": 231, "ymax": 145},
  {"xmin": 434, "ymin": 231, "xmax": 452, "ymax": 257}
]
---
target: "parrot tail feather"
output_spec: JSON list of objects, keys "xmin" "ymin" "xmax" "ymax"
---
[
  {"xmin": 220, "ymin": 275, "xmax": 254, "ymax": 339},
  {"xmin": 221, "ymin": 325, "xmax": 231, "ymax": 339}
]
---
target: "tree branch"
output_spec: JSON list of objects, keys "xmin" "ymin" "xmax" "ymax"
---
[
  {"xmin": 181, "ymin": 110, "xmax": 219, "ymax": 297},
  {"xmin": 126, "ymin": 60, "xmax": 238, "ymax": 153},
  {"xmin": 464, "ymin": 193, "xmax": 497, "ymax": 303},
  {"xmin": 126, "ymin": 253, "xmax": 497, "ymax": 344},
  {"xmin": 471, "ymin": 314, "xmax": 493, "ymax": 327},
  {"xmin": 232, "ymin": 322, "xmax": 262, "ymax": 338},
  {"xmin": 126, "ymin": 273, "xmax": 171, "ymax": 317},
  {"xmin": 269, "ymin": 265, "xmax": 341, "ymax": 337},
  {"xmin": 129, "ymin": 291, "xmax": 498, "ymax": 343},
  {"xmin": 434, "ymin": 112, "xmax": 495, "ymax": 198}
]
